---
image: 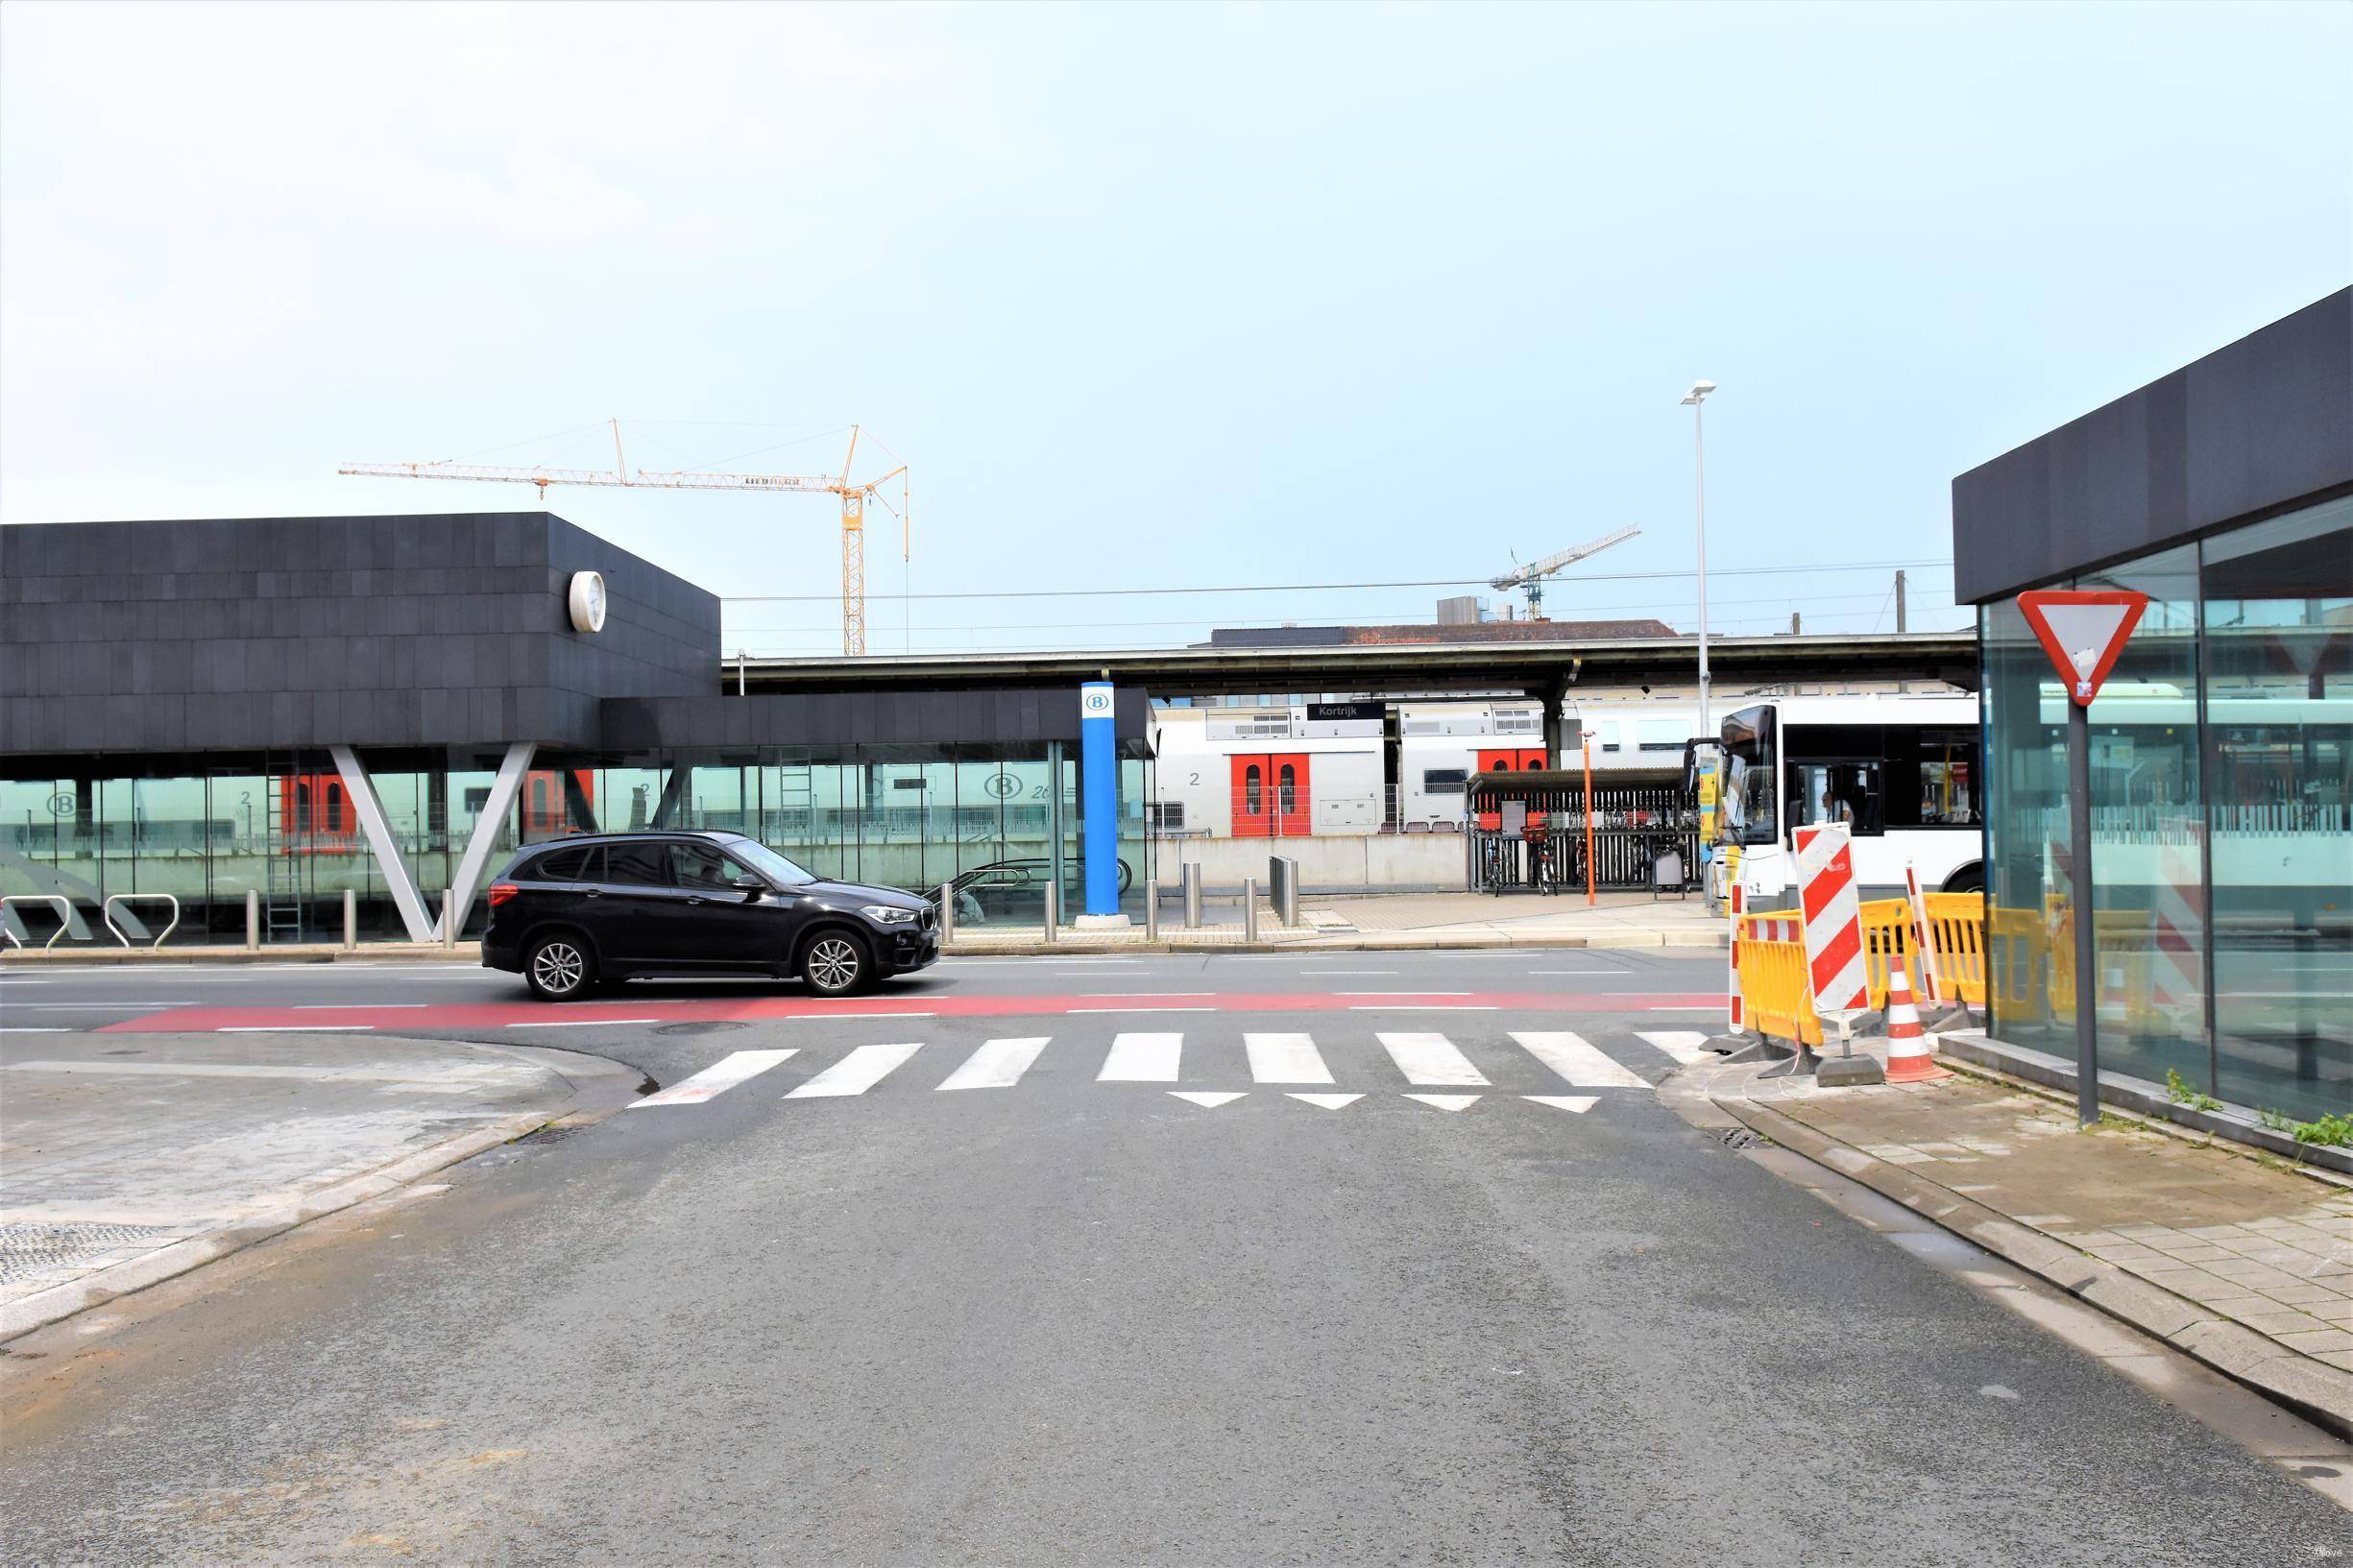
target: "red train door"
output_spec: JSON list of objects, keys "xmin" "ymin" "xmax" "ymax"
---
[
  {"xmin": 1230, "ymin": 753, "xmax": 1311, "ymax": 837},
  {"xmin": 1231, "ymin": 755, "xmax": 1271, "ymax": 837},
  {"xmin": 1271, "ymin": 753, "xmax": 1310, "ymax": 835}
]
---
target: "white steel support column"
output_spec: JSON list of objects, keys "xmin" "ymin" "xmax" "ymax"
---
[
  {"xmin": 443, "ymin": 741, "xmax": 538, "ymax": 940},
  {"xmin": 329, "ymin": 744, "xmax": 438, "ymax": 944}
]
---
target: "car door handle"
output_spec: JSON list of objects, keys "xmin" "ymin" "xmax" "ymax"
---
[
  {"xmin": 583, "ymin": 888, "xmax": 603, "ymax": 899},
  {"xmin": 684, "ymin": 896, "xmax": 706, "ymax": 905}
]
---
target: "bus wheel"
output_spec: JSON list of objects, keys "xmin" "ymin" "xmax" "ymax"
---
[{"xmin": 1941, "ymin": 864, "xmax": 1984, "ymax": 896}]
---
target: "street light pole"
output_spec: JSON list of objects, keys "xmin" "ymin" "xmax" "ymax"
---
[{"xmin": 1681, "ymin": 380, "xmax": 1716, "ymax": 744}]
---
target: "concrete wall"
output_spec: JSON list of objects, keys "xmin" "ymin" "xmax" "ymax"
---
[{"xmin": 1155, "ymin": 832, "xmax": 1468, "ymax": 894}]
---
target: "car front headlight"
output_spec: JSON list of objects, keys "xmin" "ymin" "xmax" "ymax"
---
[{"xmin": 861, "ymin": 905, "xmax": 918, "ymax": 925}]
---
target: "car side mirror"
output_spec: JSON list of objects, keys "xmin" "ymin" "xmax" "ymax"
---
[{"xmin": 731, "ymin": 875, "xmax": 767, "ymax": 898}]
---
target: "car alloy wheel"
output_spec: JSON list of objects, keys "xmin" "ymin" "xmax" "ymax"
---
[
  {"xmin": 805, "ymin": 934, "xmax": 863, "ymax": 994},
  {"xmin": 532, "ymin": 939, "xmax": 587, "ymax": 998}
]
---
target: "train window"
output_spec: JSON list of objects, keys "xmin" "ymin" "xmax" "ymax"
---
[
  {"xmin": 1278, "ymin": 763, "xmax": 1297, "ymax": 813},
  {"xmin": 1492, "ymin": 760, "xmax": 1512, "ymax": 773},
  {"xmin": 1597, "ymin": 722, "xmax": 1620, "ymax": 753},
  {"xmin": 292, "ymin": 780, "xmax": 312, "ymax": 831},
  {"xmin": 1421, "ymin": 769, "xmax": 1468, "ymax": 795},
  {"xmin": 1147, "ymin": 802, "xmax": 1186, "ymax": 831},
  {"xmin": 1244, "ymin": 764, "xmax": 1262, "ymax": 813}
]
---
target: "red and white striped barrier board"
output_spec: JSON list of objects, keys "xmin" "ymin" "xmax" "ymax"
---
[
  {"xmin": 1728, "ymin": 882, "xmax": 1747, "ymax": 1033},
  {"xmin": 1795, "ymin": 823, "xmax": 1869, "ymax": 1017},
  {"xmin": 2150, "ymin": 828, "xmax": 2203, "ymax": 1023},
  {"xmin": 1904, "ymin": 862, "xmax": 1944, "ymax": 1004}
]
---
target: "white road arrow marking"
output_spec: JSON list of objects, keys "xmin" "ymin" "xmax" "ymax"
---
[
  {"xmin": 1287, "ymin": 1093, "xmax": 1363, "ymax": 1110},
  {"xmin": 1523, "ymin": 1095, "xmax": 1599, "ymax": 1114},
  {"xmin": 1402, "ymin": 1094, "xmax": 1480, "ymax": 1112},
  {"xmin": 1169, "ymin": 1091, "xmax": 1246, "ymax": 1108}
]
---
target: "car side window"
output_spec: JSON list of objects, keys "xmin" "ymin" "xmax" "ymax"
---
[
  {"xmin": 535, "ymin": 846, "xmax": 594, "ymax": 881},
  {"xmin": 668, "ymin": 842, "xmax": 750, "ymax": 891},
  {"xmin": 603, "ymin": 842, "xmax": 671, "ymax": 887}
]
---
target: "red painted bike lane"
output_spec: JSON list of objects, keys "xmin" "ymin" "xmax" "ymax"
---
[{"xmin": 95, "ymin": 990, "xmax": 1730, "ymax": 1033}]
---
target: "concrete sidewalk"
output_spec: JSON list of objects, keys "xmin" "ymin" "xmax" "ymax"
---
[
  {"xmin": 0, "ymin": 1032, "xmax": 642, "ymax": 1339},
  {"xmin": 1677, "ymin": 1048, "xmax": 2353, "ymax": 1437},
  {"xmin": 5, "ymin": 889, "xmax": 1733, "ymax": 963}
]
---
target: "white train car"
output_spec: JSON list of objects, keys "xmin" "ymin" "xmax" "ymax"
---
[{"xmin": 1151, "ymin": 706, "xmax": 1384, "ymax": 838}]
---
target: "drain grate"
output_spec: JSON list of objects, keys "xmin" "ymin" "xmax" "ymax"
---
[
  {"xmin": 0, "ymin": 1221, "xmax": 180, "ymax": 1286},
  {"xmin": 510, "ymin": 1122, "xmax": 587, "ymax": 1146},
  {"xmin": 1720, "ymin": 1126, "xmax": 1763, "ymax": 1151}
]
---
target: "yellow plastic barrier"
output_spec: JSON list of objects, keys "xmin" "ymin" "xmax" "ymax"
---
[
  {"xmin": 1735, "ymin": 895, "xmax": 1991, "ymax": 1036},
  {"xmin": 1736, "ymin": 913, "xmax": 1822, "ymax": 1048},
  {"xmin": 1921, "ymin": 891, "xmax": 1987, "ymax": 1006}
]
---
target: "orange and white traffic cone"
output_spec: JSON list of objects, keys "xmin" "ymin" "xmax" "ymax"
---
[{"xmin": 1883, "ymin": 962, "xmax": 1949, "ymax": 1083}]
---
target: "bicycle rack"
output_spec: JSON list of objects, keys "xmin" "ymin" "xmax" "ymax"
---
[
  {"xmin": 103, "ymin": 893, "xmax": 182, "ymax": 949},
  {"xmin": 1, "ymin": 895, "xmax": 75, "ymax": 951}
]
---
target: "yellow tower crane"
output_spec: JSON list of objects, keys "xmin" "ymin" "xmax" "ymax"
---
[{"xmin": 341, "ymin": 422, "xmax": 908, "ymax": 655}]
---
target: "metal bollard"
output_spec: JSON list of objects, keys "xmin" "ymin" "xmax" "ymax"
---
[
  {"xmin": 441, "ymin": 890, "xmax": 458, "ymax": 950},
  {"xmin": 936, "ymin": 882, "xmax": 955, "ymax": 946},
  {"xmin": 245, "ymin": 888, "xmax": 259, "ymax": 952},
  {"xmin": 1182, "ymin": 863, "xmax": 1202, "ymax": 929},
  {"xmin": 342, "ymin": 887, "xmax": 357, "ymax": 951},
  {"xmin": 1243, "ymin": 876, "xmax": 1259, "ymax": 944},
  {"xmin": 1144, "ymin": 878, "xmax": 1159, "ymax": 941},
  {"xmin": 1042, "ymin": 880, "xmax": 1058, "ymax": 945}
]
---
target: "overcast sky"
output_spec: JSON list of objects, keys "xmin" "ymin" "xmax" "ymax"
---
[{"xmin": 3, "ymin": 2, "xmax": 2345, "ymax": 656}]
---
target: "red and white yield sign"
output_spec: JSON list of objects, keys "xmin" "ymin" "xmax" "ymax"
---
[
  {"xmin": 2019, "ymin": 590, "xmax": 2148, "ymax": 706},
  {"xmin": 1795, "ymin": 822, "xmax": 1869, "ymax": 1016}
]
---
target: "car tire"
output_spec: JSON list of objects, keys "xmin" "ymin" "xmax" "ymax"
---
[
  {"xmin": 524, "ymin": 932, "xmax": 596, "ymax": 1001},
  {"xmin": 1942, "ymin": 865, "xmax": 1986, "ymax": 897},
  {"xmin": 800, "ymin": 929, "xmax": 873, "ymax": 997}
]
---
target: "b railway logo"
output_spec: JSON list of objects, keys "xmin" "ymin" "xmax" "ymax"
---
[{"xmin": 982, "ymin": 772, "xmax": 1021, "ymax": 800}]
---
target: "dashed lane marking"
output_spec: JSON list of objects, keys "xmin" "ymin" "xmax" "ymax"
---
[
  {"xmin": 508, "ymin": 1018, "xmax": 661, "ymax": 1029},
  {"xmin": 633, "ymin": 1049, "xmax": 797, "ymax": 1107}
]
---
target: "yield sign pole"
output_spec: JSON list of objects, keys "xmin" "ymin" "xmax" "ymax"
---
[{"xmin": 2017, "ymin": 589, "xmax": 2148, "ymax": 1127}]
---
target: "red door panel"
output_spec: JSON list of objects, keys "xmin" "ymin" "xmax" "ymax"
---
[
  {"xmin": 1231, "ymin": 755, "xmax": 1272, "ymax": 838},
  {"xmin": 1271, "ymin": 753, "xmax": 1310, "ymax": 836}
]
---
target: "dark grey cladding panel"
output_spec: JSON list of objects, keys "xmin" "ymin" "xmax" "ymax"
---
[
  {"xmin": 593, "ymin": 688, "xmax": 1151, "ymax": 751},
  {"xmin": 1953, "ymin": 289, "xmax": 2353, "ymax": 602},
  {"xmin": 3, "ymin": 512, "xmax": 725, "ymax": 756}
]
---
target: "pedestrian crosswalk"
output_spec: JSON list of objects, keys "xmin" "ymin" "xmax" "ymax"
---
[{"xmin": 630, "ymin": 1027, "xmax": 1713, "ymax": 1113}]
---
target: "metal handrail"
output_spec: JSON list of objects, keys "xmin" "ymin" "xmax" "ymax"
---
[
  {"xmin": 103, "ymin": 893, "xmax": 182, "ymax": 950},
  {"xmin": 1, "ymin": 895, "xmax": 75, "ymax": 951}
]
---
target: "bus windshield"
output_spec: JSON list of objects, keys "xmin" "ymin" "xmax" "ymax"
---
[{"xmin": 1719, "ymin": 705, "xmax": 1779, "ymax": 846}]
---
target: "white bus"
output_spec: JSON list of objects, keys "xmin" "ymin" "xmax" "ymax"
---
[{"xmin": 1717, "ymin": 694, "xmax": 1983, "ymax": 904}]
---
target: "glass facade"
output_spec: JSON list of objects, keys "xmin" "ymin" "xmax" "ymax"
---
[
  {"xmin": 1979, "ymin": 494, "xmax": 2352, "ymax": 1121},
  {"xmin": 2, "ymin": 743, "xmax": 1152, "ymax": 946}
]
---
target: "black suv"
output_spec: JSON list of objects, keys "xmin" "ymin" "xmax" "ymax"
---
[{"xmin": 482, "ymin": 831, "xmax": 938, "ymax": 1001}]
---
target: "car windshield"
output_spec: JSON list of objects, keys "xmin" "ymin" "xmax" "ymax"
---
[{"xmin": 726, "ymin": 838, "xmax": 818, "ymax": 887}]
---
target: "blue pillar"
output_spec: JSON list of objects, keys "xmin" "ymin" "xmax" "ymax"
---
[{"xmin": 1080, "ymin": 682, "xmax": 1120, "ymax": 919}]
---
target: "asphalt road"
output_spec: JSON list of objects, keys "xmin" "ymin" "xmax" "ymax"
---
[{"xmin": 2, "ymin": 952, "xmax": 2346, "ymax": 1564}]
